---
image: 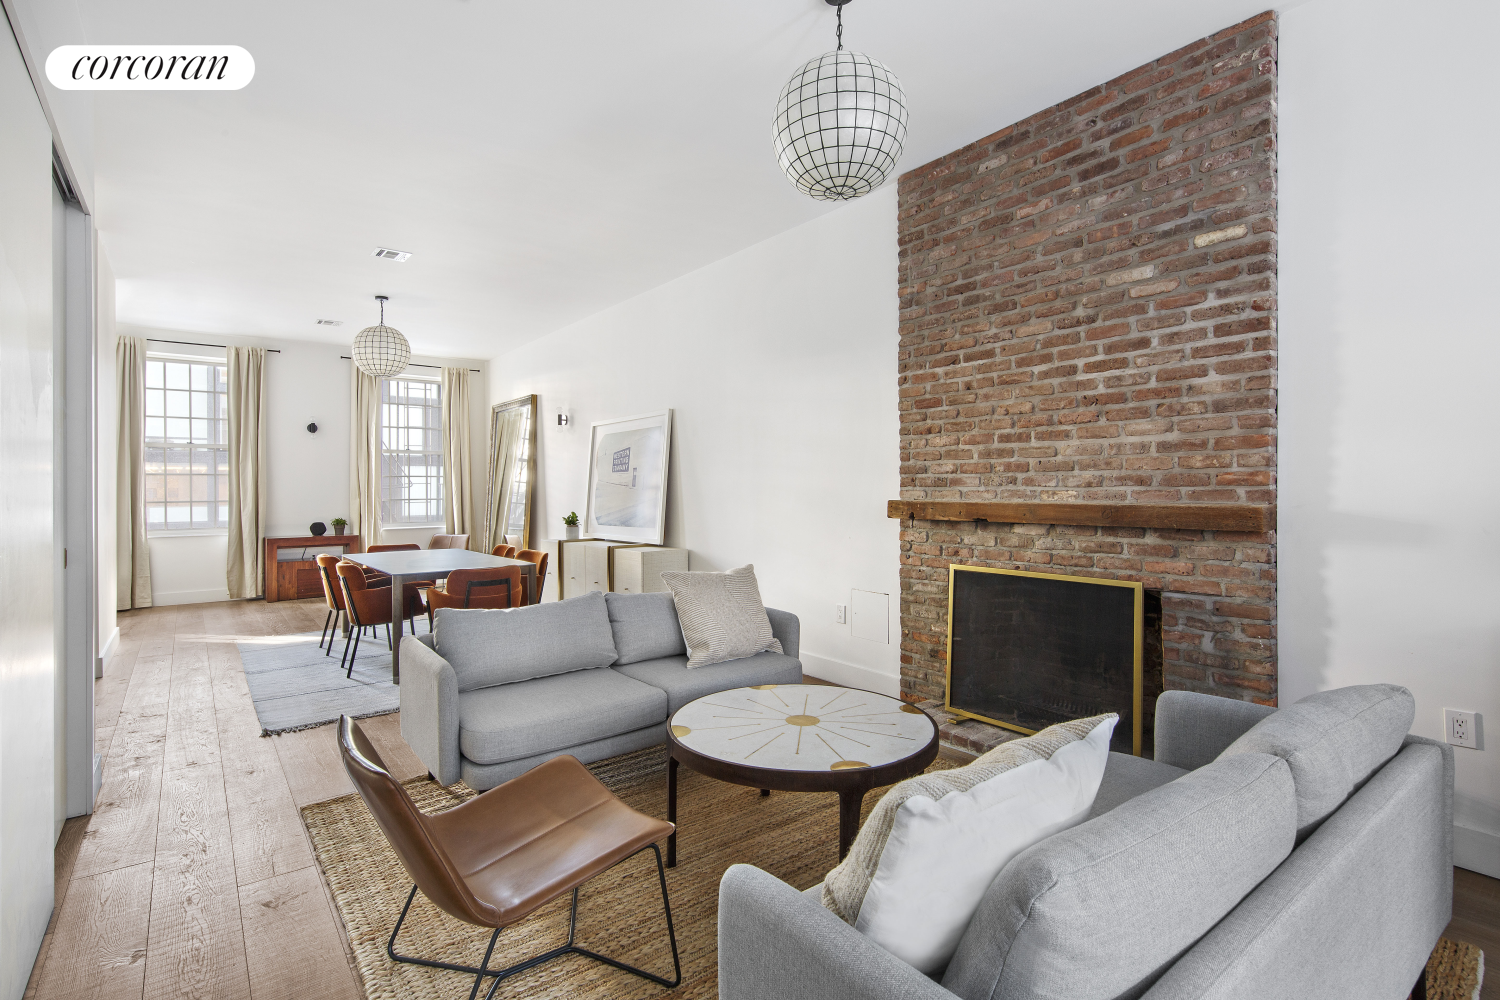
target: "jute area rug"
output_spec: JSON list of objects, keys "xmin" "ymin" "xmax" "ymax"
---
[
  {"xmin": 302, "ymin": 745, "xmax": 957, "ymax": 999},
  {"xmin": 303, "ymin": 746, "xmax": 1487, "ymax": 1000}
]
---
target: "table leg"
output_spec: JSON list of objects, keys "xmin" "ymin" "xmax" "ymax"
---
[
  {"xmin": 389, "ymin": 575, "xmax": 404, "ymax": 684},
  {"xmin": 838, "ymin": 788, "xmax": 866, "ymax": 860},
  {"xmin": 667, "ymin": 754, "xmax": 678, "ymax": 869}
]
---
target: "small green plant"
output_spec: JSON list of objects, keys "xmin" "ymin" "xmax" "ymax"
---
[
  {"xmin": 330, "ymin": 517, "xmax": 348, "ymax": 527},
  {"xmin": 562, "ymin": 511, "xmax": 580, "ymax": 526}
]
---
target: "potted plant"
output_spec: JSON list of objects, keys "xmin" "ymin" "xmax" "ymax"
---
[
  {"xmin": 562, "ymin": 511, "xmax": 580, "ymax": 540},
  {"xmin": 330, "ymin": 517, "xmax": 348, "ymax": 536}
]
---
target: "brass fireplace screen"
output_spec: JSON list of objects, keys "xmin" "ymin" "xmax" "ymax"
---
[{"xmin": 945, "ymin": 565, "xmax": 1143, "ymax": 756}]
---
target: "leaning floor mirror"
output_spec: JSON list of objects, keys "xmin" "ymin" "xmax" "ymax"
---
[{"xmin": 485, "ymin": 394, "xmax": 538, "ymax": 554}]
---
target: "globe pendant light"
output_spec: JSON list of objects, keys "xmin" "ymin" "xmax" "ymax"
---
[
  {"xmin": 351, "ymin": 294, "xmax": 411, "ymax": 377},
  {"xmin": 773, "ymin": 0, "xmax": 908, "ymax": 201}
]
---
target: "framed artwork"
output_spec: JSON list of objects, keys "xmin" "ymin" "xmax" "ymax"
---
[{"xmin": 584, "ymin": 410, "xmax": 673, "ymax": 545}]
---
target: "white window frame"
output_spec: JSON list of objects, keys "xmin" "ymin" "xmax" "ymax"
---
[
  {"xmin": 380, "ymin": 375, "xmax": 445, "ymax": 527},
  {"xmin": 143, "ymin": 354, "xmax": 230, "ymax": 534}
]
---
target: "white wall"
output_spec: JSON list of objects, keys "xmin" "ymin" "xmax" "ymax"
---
[
  {"xmin": 489, "ymin": 187, "xmax": 902, "ymax": 694},
  {"xmin": 96, "ymin": 251, "xmax": 117, "ymax": 659},
  {"xmin": 115, "ymin": 328, "xmax": 489, "ymax": 604},
  {"xmin": 0, "ymin": 19, "xmax": 57, "ymax": 999},
  {"xmin": 1280, "ymin": 0, "xmax": 1500, "ymax": 876}
]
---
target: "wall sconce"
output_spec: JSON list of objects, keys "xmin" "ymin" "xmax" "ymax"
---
[
  {"xmin": 555, "ymin": 408, "xmax": 571, "ymax": 428},
  {"xmin": 306, "ymin": 420, "xmax": 319, "ymax": 434}
]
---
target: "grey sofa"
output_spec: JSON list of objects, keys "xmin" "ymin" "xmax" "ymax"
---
[
  {"xmin": 399, "ymin": 591, "xmax": 802, "ymax": 790},
  {"xmin": 719, "ymin": 684, "xmax": 1453, "ymax": 1000}
]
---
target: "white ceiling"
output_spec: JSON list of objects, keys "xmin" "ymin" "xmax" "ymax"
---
[{"xmin": 77, "ymin": 0, "xmax": 1284, "ymax": 361}]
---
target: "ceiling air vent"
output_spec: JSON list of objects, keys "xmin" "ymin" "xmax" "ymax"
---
[
  {"xmin": 372, "ymin": 247, "xmax": 412, "ymax": 262},
  {"xmin": 316, "ymin": 319, "xmax": 343, "ymax": 326}
]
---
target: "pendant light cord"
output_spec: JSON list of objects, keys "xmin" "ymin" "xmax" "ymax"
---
[{"xmin": 836, "ymin": 3, "xmax": 844, "ymax": 49}]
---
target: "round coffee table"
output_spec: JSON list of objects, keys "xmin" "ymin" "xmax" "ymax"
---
[{"xmin": 665, "ymin": 683, "xmax": 938, "ymax": 867}]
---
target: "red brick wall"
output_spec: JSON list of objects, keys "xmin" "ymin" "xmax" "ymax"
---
[{"xmin": 897, "ymin": 13, "xmax": 1278, "ymax": 707}]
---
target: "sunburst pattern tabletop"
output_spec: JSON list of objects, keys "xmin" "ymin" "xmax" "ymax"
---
[{"xmin": 669, "ymin": 684, "xmax": 935, "ymax": 771}]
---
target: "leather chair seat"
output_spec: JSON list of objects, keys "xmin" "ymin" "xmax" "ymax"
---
[
  {"xmin": 424, "ymin": 754, "xmax": 672, "ymax": 926},
  {"xmin": 614, "ymin": 650, "xmax": 803, "ymax": 714},
  {"xmin": 458, "ymin": 669, "xmax": 668, "ymax": 766}
]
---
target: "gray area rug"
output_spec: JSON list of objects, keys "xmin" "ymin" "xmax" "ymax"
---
[{"xmin": 239, "ymin": 621, "xmax": 430, "ymax": 735}]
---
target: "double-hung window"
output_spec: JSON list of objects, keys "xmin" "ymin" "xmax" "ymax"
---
[
  {"xmin": 144, "ymin": 357, "xmax": 230, "ymax": 531},
  {"xmin": 380, "ymin": 376, "xmax": 445, "ymax": 525}
]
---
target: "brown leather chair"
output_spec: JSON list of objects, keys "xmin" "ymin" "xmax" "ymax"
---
[
  {"xmin": 513, "ymin": 549, "xmax": 549, "ymax": 605},
  {"xmin": 490, "ymin": 544, "xmax": 517, "ymax": 559},
  {"xmin": 365, "ymin": 543, "xmax": 433, "ymax": 621},
  {"xmin": 423, "ymin": 566, "xmax": 524, "ymax": 630},
  {"xmin": 429, "ymin": 533, "xmax": 469, "ymax": 549},
  {"xmin": 335, "ymin": 562, "xmax": 421, "ymax": 677},
  {"xmin": 337, "ymin": 716, "xmax": 680, "ymax": 998},
  {"xmin": 316, "ymin": 553, "xmax": 390, "ymax": 657}
]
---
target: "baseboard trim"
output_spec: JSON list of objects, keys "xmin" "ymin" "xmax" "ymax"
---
[
  {"xmin": 798, "ymin": 652, "xmax": 899, "ymax": 697},
  {"xmin": 152, "ymin": 588, "xmax": 231, "ymax": 607},
  {"xmin": 99, "ymin": 625, "xmax": 120, "ymax": 662},
  {"xmin": 1455, "ymin": 823, "xmax": 1500, "ymax": 879}
]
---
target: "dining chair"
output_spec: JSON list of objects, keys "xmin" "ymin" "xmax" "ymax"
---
[
  {"xmin": 423, "ymin": 566, "xmax": 524, "ymax": 630},
  {"xmin": 428, "ymin": 533, "xmax": 469, "ymax": 549},
  {"xmin": 316, "ymin": 553, "xmax": 390, "ymax": 656},
  {"xmin": 490, "ymin": 544, "xmax": 517, "ymax": 559},
  {"xmin": 513, "ymin": 550, "xmax": 549, "ymax": 605},
  {"xmin": 365, "ymin": 543, "xmax": 432, "ymax": 623},
  {"xmin": 335, "ymin": 562, "xmax": 421, "ymax": 677},
  {"xmin": 338, "ymin": 716, "xmax": 680, "ymax": 1000}
]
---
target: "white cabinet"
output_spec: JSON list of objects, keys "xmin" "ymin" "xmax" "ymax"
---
[{"xmin": 612, "ymin": 547, "xmax": 689, "ymax": 594}]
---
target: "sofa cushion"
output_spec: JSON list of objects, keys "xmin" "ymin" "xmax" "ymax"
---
[
  {"xmin": 1086, "ymin": 752, "xmax": 1187, "ymax": 820},
  {"xmin": 433, "ymin": 591, "xmax": 618, "ymax": 693},
  {"xmin": 457, "ymin": 668, "xmax": 667, "ymax": 766},
  {"xmin": 616, "ymin": 650, "xmax": 802, "ymax": 714},
  {"xmin": 661, "ymin": 564, "xmax": 782, "ymax": 667},
  {"xmin": 941, "ymin": 752, "xmax": 1297, "ymax": 1000},
  {"xmin": 605, "ymin": 591, "xmax": 686, "ymax": 665},
  {"xmin": 1218, "ymin": 683, "xmax": 1415, "ymax": 837}
]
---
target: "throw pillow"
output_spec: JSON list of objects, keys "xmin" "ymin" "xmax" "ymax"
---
[
  {"xmin": 604, "ymin": 591, "xmax": 687, "ymax": 665},
  {"xmin": 823, "ymin": 714, "xmax": 1116, "ymax": 974},
  {"xmin": 432, "ymin": 591, "xmax": 618, "ymax": 692},
  {"xmin": 660, "ymin": 564, "xmax": 782, "ymax": 668}
]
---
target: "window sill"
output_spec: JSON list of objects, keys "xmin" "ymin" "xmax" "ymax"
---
[
  {"xmin": 383, "ymin": 524, "xmax": 447, "ymax": 530},
  {"xmin": 147, "ymin": 529, "xmax": 229, "ymax": 539}
]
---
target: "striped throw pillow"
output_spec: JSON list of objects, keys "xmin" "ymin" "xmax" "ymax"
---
[{"xmin": 661, "ymin": 564, "xmax": 783, "ymax": 668}]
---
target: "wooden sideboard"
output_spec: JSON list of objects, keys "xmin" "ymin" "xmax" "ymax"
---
[{"xmin": 264, "ymin": 534, "xmax": 362, "ymax": 603}]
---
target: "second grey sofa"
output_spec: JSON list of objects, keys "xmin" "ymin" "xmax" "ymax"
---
[{"xmin": 400, "ymin": 591, "xmax": 802, "ymax": 789}]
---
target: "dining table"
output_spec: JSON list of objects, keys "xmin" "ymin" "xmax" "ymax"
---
[{"xmin": 340, "ymin": 549, "xmax": 540, "ymax": 683}]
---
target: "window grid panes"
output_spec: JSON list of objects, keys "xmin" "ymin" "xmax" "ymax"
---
[
  {"xmin": 144, "ymin": 358, "xmax": 230, "ymax": 531},
  {"xmin": 381, "ymin": 377, "xmax": 445, "ymax": 525}
]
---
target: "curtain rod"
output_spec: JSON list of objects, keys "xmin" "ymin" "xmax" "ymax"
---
[
  {"xmin": 147, "ymin": 337, "xmax": 282, "ymax": 353},
  {"xmin": 340, "ymin": 356, "xmax": 481, "ymax": 373}
]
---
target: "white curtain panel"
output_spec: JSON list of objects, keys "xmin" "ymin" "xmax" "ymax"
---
[
  {"xmin": 226, "ymin": 346, "xmax": 267, "ymax": 599},
  {"xmin": 441, "ymin": 367, "xmax": 474, "ymax": 547},
  {"xmin": 115, "ymin": 335, "xmax": 152, "ymax": 609},
  {"xmin": 348, "ymin": 364, "xmax": 381, "ymax": 549},
  {"xmin": 486, "ymin": 404, "xmax": 526, "ymax": 554}
]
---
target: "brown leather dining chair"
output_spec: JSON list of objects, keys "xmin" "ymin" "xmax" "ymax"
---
[
  {"xmin": 490, "ymin": 544, "xmax": 517, "ymax": 559},
  {"xmin": 337, "ymin": 716, "xmax": 680, "ymax": 999},
  {"xmin": 335, "ymin": 562, "xmax": 422, "ymax": 677},
  {"xmin": 365, "ymin": 543, "xmax": 433, "ymax": 623},
  {"xmin": 513, "ymin": 549, "xmax": 548, "ymax": 605},
  {"xmin": 423, "ymin": 566, "xmax": 523, "ymax": 630},
  {"xmin": 429, "ymin": 533, "xmax": 469, "ymax": 549},
  {"xmin": 316, "ymin": 553, "xmax": 391, "ymax": 657}
]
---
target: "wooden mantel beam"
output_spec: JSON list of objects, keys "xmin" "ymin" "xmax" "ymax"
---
[{"xmin": 887, "ymin": 500, "xmax": 1275, "ymax": 533}]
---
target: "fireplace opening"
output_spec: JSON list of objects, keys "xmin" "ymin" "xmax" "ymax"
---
[{"xmin": 945, "ymin": 566, "xmax": 1165, "ymax": 756}]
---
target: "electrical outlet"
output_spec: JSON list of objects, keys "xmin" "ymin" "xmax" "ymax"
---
[
  {"xmin": 835, "ymin": 604, "xmax": 847, "ymax": 625},
  {"xmin": 1445, "ymin": 709, "xmax": 1479, "ymax": 749}
]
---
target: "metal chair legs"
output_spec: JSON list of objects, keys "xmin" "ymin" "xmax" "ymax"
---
[
  {"xmin": 342, "ymin": 628, "xmax": 361, "ymax": 677},
  {"xmin": 320, "ymin": 609, "xmax": 333, "ymax": 649},
  {"xmin": 386, "ymin": 843, "xmax": 681, "ymax": 998}
]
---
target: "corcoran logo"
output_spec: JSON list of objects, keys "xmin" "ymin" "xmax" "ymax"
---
[{"xmin": 45, "ymin": 46, "xmax": 254, "ymax": 90}]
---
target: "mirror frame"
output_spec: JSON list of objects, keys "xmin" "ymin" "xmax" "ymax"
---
[{"xmin": 486, "ymin": 393, "xmax": 538, "ymax": 552}]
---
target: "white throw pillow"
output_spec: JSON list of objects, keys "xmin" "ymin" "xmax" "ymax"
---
[
  {"xmin": 660, "ymin": 563, "xmax": 782, "ymax": 668},
  {"xmin": 854, "ymin": 716, "xmax": 1115, "ymax": 973}
]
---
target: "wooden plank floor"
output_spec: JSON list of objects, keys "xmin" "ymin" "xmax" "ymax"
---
[{"xmin": 19, "ymin": 596, "xmax": 1500, "ymax": 999}]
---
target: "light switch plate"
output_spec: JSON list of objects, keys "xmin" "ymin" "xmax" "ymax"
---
[
  {"xmin": 1445, "ymin": 709, "xmax": 1481, "ymax": 749},
  {"xmin": 851, "ymin": 590, "xmax": 889, "ymax": 643},
  {"xmin": 835, "ymin": 605, "xmax": 846, "ymax": 625}
]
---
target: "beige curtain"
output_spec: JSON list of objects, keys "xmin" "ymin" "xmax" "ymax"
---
[
  {"xmin": 349, "ymin": 364, "xmax": 382, "ymax": 549},
  {"xmin": 115, "ymin": 336, "xmax": 152, "ymax": 609},
  {"xmin": 486, "ymin": 404, "xmax": 527, "ymax": 553},
  {"xmin": 225, "ymin": 347, "xmax": 267, "ymax": 598},
  {"xmin": 441, "ymin": 367, "xmax": 474, "ymax": 547}
]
